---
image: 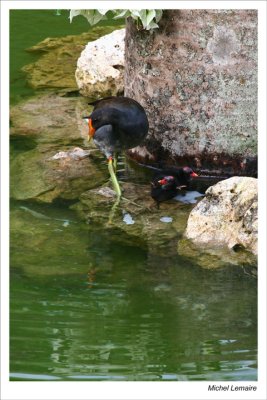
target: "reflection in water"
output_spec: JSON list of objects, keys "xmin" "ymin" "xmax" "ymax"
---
[{"xmin": 10, "ymin": 201, "xmax": 257, "ymax": 381}]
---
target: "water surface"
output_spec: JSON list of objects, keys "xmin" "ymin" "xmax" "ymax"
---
[{"xmin": 10, "ymin": 199, "xmax": 257, "ymax": 381}]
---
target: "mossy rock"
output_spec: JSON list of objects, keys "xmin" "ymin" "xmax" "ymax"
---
[
  {"xmin": 10, "ymin": 93, "xmax": 89, "ymax": 145},
  {"xmin": 71, "ymin": 182, "xmax": 192, "ymax": 256},
  {"xmin": 178, "ymin": 237, "xmax": 257, "ymax": 269},
  {"xmin": 10, "ymin": 147, "xmax": 108, "ymax": 203},
  {"xmin": 10, "ymin": 206, "xmax": 91, "ymax": 276},
  {"xmin": 22, "ymin": 26, "xmax": 124, "ymax": 93}
]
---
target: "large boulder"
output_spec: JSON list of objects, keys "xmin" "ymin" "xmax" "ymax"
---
[
  {"xmin": 75, "ymin": 28, "xmax": 125, "ymax": 98},
  {"xmin": 124, "ymin": 10, "xmax": 257, "ymax": 176},
  {"xmin": 184, "ymin": 177, "xmax": 258, "ymax": 255}
]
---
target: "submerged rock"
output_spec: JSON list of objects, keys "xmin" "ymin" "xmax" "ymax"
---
[
  {"xmin": 10, "ymin": 93, "xmax": 89, "ymax": 144},
  {"xmin": 22, "ymin": 26, "xmax": 124, "ymax": 94},
  {"xmin": 50, "ymin": 147, "xmax": 90, "ymax": 160},
  {"xmin": 10, "ymin": 206, "xmax": 91, "ymax": 276},
  {"xmin": 69, "ymin": 177, "xmax": 257, "ymax": 268},
  {"xmin": 75, "ymin": 28, "xmax": 125, "ymax": 98},
  {"xmin": 71, "ymin": 182, "xmax": 191, "ymax": 256},
  {"xmin": 10, "ymin": 93, "xmax": 108, "ymax": 202},
  {"xmin": 10, "ymin": 147, "xmax": 108, "ymax": 203},
  {"xmin": 178, "ymin": 238, "xmax": 257, "ymax": 270},
  {"xmin": 184, "ymin": 177, "xmax": 258, "ymax": 256}
]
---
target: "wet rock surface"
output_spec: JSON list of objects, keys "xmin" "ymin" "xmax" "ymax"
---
[
  {"xmin": 22, "ymin": 26, "xmax": 124, "ymax": 94},
  {"xmin": 10, "ymin": 146, "xmax": 107, "ymax": 202},
  {"xmin": 70, "ymin": 179, "xmax": 257, "ymax": 268},
  {"xmin": 178, "ymin": 238, "xmax": 257, "ymax": 270},
  {"xmin": 71, "ymin": 182, "xmax": 192, "ymax": 257},
  {"xmin": 10, "ymin": 92, "xmax": 89, "ymax": 144},
  {"xmin": 10, "ymin": 93, "xmax": 107, "ymax": 202},
  {"xmin": 183, "ymin": 177, "xmax": 258, "ymax": 256}
]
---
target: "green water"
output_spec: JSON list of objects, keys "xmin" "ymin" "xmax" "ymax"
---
[
  {"xmin": 10, "ymin": 10, "xmax": 122, "ymax": 104},
  {"xmin": 10, "ymin": 10, "xmax": 257, "ymax": 381}
]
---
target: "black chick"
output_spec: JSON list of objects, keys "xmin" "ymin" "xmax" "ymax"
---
[{"xmin": 151, "ymin": 166, "xmax": 198, "ymax": 206}]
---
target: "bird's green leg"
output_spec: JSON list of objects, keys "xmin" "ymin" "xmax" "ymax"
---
[
  {"xmin": 107, "ymin": 156, "xmax": 121, "ymax": 224},
  {"xmin": 108, "ymin": 157, "xmax": 121, "ymax": 198},
  {"xmin": 108, "ymin": 195, "xmax": 121, "ymax": 225},
  {"xmin": 113, "ymin": 152, "xmax": 118, "ymax": 174}
]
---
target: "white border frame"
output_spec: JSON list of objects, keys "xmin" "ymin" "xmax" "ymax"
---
[{"xmin": 1, "ymin": 1, "xmax": 266, "ymax": 399}]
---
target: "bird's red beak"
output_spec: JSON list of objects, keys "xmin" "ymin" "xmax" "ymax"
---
[
  {"xmin": 190, "ymin": 171, "xmax": 198, "ymax": 178},
  {"xmin": 88, "ymin": 118, "xmax": 96, "ymax": 141},
  {"xmin": 158, "ymin": 178, "xmax": 167, "ymax": 185}
]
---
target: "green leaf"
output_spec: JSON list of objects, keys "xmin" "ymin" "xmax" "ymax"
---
[
  {"xmin": 98, "ymin": 9, "xmax": 109, "ymax": 16},
  {"xmin": 84, "ymin": 10, "xmax": 107, "ymax": 25},
  {"xmin": 69, "ymin": 10, "xmax": 107, "ymax": 25},
  {"xmin": 113, "ymin": 10, "xmax": 130, "ymax": 19},
  {"xmin": 69, "ymin": 9, "xmax": 82, "ymax": 23},
  {"xmin": 155, "ymin": 10, "xmax": 163, "ymax": 23},
  {"xmin": 134, "ymin": 10, "xmax": 147, "ymax": 27},
  {"xmin": 146, "ymin": 10, "xmax": 156, "ymax": 26},
  {"xmin": 69, "ymin": 8, "xmax": 163, "ymax": 30},
  {"xmin": 146, "ymin": 21, "xmax": 159, "ymax": 30}
]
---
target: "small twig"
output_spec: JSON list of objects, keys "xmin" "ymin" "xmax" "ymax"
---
[{"xmin": 121, "ymin": 196, "xmax": 143, "ymax": 208}]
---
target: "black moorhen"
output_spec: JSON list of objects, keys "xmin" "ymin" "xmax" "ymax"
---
[
  {"xmin": 83, "ymin": 96, "xmax": 149, "ymax": 198},
  {"xmin": 151, "ymin": 166, "xmax": 198, "ymax": 206}
]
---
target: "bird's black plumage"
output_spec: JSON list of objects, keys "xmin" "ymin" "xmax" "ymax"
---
[
  {"xmin": 83, "ymin": 96, "xmax": 149, "ymax": 198},
  {"xmin": 86, "ymin": 96, "xmax": 149, "ymax": 159}
]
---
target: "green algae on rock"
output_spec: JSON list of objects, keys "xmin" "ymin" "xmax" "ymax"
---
[
  {"xmin": 71, "ymin": 181, "xmax": 193, "ymax": 256},
  {"xmin": 10, "ymin": 93, "xmax": 89, "ymax": 145},
  {"xmin": 10, "ymin": 147, "xmax": 108, "ymax": 203},
  {"xmin": 10, "ymin": 93, "xmax": 108, "ymax": 202},
  {"xmin": 178, "ymin": 238, "xmax": 257, "ymax": 270},
  {"xmin": 22, "ymin": 25, "xmax": 124, "ymax": 93},
  {"xmin": 72, "ymin": 180, "xmax": 257, "ymax": 270},
  {"xmin": 10, "ymin": 206, "xmax": 91, "ymax": 277}
]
